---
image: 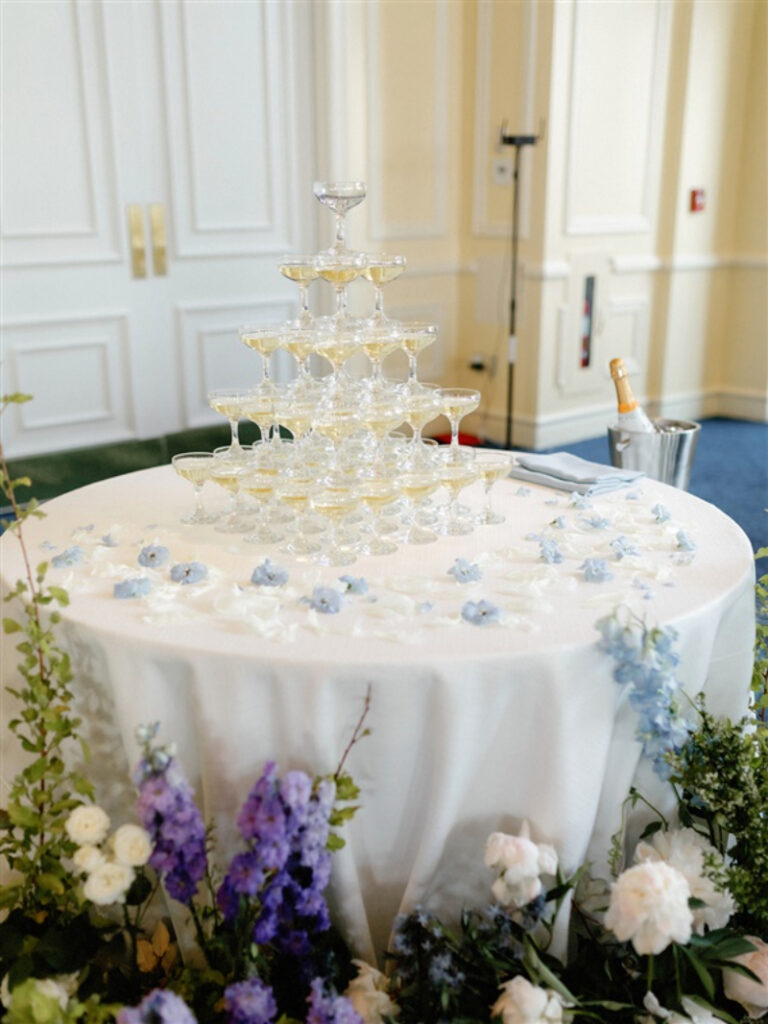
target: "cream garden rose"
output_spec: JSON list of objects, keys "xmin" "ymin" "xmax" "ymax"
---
[
  {"xmin": 65, "ymin": 804, "xmax": 110, "ymax": 846},
  {"xmin": 344, "ymin": 959, "xmax": 399, "ymax": 1024},
  {"xmin": 485, "ymin": 822, "xmax": 559, "ymax": 909},
  {"xmin": 72, "ymin": 843, "xmax": 106, "ymax": 875},
  {"xmin": 604, "ymin": 860, "xmax": 692, "ymax": 955},
  {"xmin": 723, "ymin": 936, "xmax": 768, "ymax": 1018},
  {"xmin": 83, "ymin": 861, "xmax": 134, "ymax": 905},
  {"xmin": 111, "ymin": 823, "xmax": 152, "ymax": 867},
  {"xmin": 491, "ymin": 975, "xmax": 569, "ymax": 1024}
]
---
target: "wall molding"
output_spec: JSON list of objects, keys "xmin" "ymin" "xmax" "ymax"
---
[
  {"xmin": 612, "ymin": 252, "xmax": 768, "ymax": 273},
  {"xmin": 367, "ymin": 0, "xmax": 449, "ymax": 240}
]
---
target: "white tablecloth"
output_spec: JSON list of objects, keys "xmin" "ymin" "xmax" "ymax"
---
[{"xmin": 0, "ymin": 460, "xmax": 755, "ymax": 964}]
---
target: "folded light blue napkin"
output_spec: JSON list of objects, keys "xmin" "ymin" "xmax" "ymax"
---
[{"xmin": 508, "ymin": 452, "xmax": 644, "ymax": 495}]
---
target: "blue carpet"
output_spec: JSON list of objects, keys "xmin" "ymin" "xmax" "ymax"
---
[{"xmin": 540, "ymin": 417, "xmax": 767, "ymax": 556}]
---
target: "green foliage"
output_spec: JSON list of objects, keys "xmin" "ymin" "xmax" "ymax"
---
[{"xmin": 754, "ymin": 546, "xmax": 768, "ymax": 712}]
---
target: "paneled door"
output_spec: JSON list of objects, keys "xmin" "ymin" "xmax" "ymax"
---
[{"xmin": 1, "ymin": 0, "xmax": 318, "ymax": 459}]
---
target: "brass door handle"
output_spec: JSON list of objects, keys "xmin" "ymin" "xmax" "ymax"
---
[
  {"xmin": 127, "ymin": 204, "xmax": 146, "ymax": 278},
  {"xmin": 149, "ymin": 203, "xmax": 167, "ymax": 276}
]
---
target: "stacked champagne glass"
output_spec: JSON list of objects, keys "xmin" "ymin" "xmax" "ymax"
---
[{"xmin": 173, "ymin": 182, "xmax": 511, "ymax": 565}]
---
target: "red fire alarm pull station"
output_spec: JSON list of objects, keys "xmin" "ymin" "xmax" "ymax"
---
[{"xmin": 690, "ymin": 188, "xmax": 706, "ymax": 212}]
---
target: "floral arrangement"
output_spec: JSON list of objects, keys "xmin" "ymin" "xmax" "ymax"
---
[{"xmin": 2, "ymin": 392, "xmax": 767, "ymax": 1023}]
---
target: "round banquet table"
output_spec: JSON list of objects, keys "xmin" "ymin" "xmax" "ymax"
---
[{"xmin": 0, "ymin": 457, "xmax": 756, "ymax": 965}]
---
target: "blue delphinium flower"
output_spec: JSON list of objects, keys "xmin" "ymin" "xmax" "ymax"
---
[
  {"xmin": 428, "ymin": 950, "xmax": 465, "ymax": 992},
  {"xmin": 676, "ymin": 529, "xmax": 696, "ymax": 552},
  {"xmin": 51, "ymin": 546, "xmax": 84, "ymax": 568},
  {"xmin": 447, "ymin": 557, "xmax": 483, "ymax": 583},
  {"xmin": 461, "ymin": 599, "xmax": 501, "ymax": 626},
  {"xmin": 306, "ymin": 978, "xmax": 363, "ymax": 1024},
  {"xmin": 307, "ymin": 587, "xmax": 342, "ymax": 614},
  {"xmin": 569, "ymin": 493, "xmax": 592, "ymax": 509},
  {"xmin": 138, "ymin": 544, "xmax": 169, "ymax": 568},
  {"xmin": 133, "ymin": 731, "xmax": 208, "ymax": 904},
  {"xmin": 114, "ymin": 577, "xmax": 152, "ymax": 599},
  {"xmin": 170, "ymin": 561, "xmax": 208, "ymax": 584},
  {"xmin": 539, "ymin": 538, "xmax": 564, "ymax": 564},
  {"xmin": 101, "ymin": 533, "xmax": 119, "ymax": 548},
  {"xmin": 116, "ymin": 989, "xmax": 197, "ymax": 1024},
  {"xmin": 224, "ymin": 978, "xmax": 277, "ymax": 1024},
  {"xmin": 251, "ymin": 558, "xmax": 289, "ymax": 587},
  {"xmin": 218, "ymin": 762, "xmax": 336, "ymax": 964},
  {"xmin": 551, "ymin": 516, "xmax": 566, "ymax": 529},
  {"xmin": 611, "ymin": 535, "xmax": 640, "ymax": 560},
  {"xmin": 581, "ymin": 558, "xmax": 613, "ymax": 582},
  {"xmin": 595, "ymin": 611, "xmax": 690, "ymax": 777},
  {"xmin": 339, "ymin": 575, "xmax": 368, "ymax": 595},
  {"xmin": 652, "ymin": 503, "xmax": 671, "ymax": 523},
  {"xmin": 515, "ymin": 486, "xmax": 532, "ymax": 497},
  {"xmin": 584, "ymin": 515, "xmax": 610, "ymax": 530}
]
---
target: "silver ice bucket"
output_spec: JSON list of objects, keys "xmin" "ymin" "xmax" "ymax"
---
[{"xmin": 607, "ymin": 418, "xmax": 701, "ymax": 490}]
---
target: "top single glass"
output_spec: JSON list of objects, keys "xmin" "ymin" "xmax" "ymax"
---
[{"xmin": 313, "ymin": 180, "xmax": 367, "ymax": 252}]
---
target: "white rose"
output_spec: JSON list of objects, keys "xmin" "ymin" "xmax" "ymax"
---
[
  {"xmin": 83, "ymin": 861, "xmax": 134, "ymax": 905},
  {"xmin": 491, "ymin": 975, "xmax": 567, "ymax": 1024},
  {"xmin": 65, "ymin": 804, "xmax": 110, "ymax": 846},
  {"xmin": 72, "ymin": 844, "xmax": 105, "ymax": 875},
  {"xmin": 723, "ymin": 936, "xmax": 768, "ymax": 1019},
  {"xmin": 604, "ymin": 861, "xmax": 692, "ymax": 955},
  {"xmin": 111, "ymin": 823, "xmax": 152, "ymax": 867},
  {"xmin": 485, "ymin": 823, "xmax": 558, "ymax": 910},
  {"xmin": 344, "ymin": 959, "xmax": 399, "ymax": 1024},
  {"xmin": 635, "ymin": 828, "xmax": 734, "ymax": 932}
]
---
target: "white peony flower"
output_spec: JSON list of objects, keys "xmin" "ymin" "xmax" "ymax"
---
[
  {"xmin": 634, "ymin": 828, "xmax": 734, "ymax": 932},
  {"xmin": 344, "ymin": 959, "xmax": 400, "ymax": 1024},
  {"xmin": 604, "ymin": 861, "xmax": 692, "ymax": 955},
  {"xmin": 491, "ymin": 975, "xmax": 568, "ymax": 1024},
  {"xmin": 642, "ymin": 991, "xmax": 720, "ymax": 1024},
  {"xmin": 65, "ymin": 804, "xmax": 110, "ymax": 846},
  {"xmin": 72, "ymin": 843, "xmax": 106, "ymax": 875},
  {"xmin": 485, "ymin": 822, "xmax": 559, "ymax": 909},
  {"xmin": 111, "ymin": 823, "xmax": 152, "ymax": 867},
  {"xmin": 723, "ymin": 936, "xmax": 768, "ymax": 1019},
  {"xmin": 83, "ymin": 861, "xmax": 134, "ymax": 905}
]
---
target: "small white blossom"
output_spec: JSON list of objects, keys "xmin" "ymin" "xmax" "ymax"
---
[
  {"xmin": 634, "ymin": 828, "xmax": 734, "ymax": 932},
  {"xmin": 344, "ymin": 959, "xmax": 400, "ymax": 1024},
  {"xmin": 485, "ymin": 822, "xmax": 558, "ymax": 909},
  {"xmin": 604, "ymin": 861, "xmax": 692, "ymax": 955},
  {"xmin": 72, "ymin": 843, "xmax": 106, "ymax": 875},
  {"xmin": 642, "ymin": 991, "xmax": 720, "ymax": 1024},
  {"xmin": 111, "ymin": 823, "xmax": 152, "ymax": 867},
  {"xmin": 83, "ymin": 861, "xmax": 134, "ymax": 905},
  {"xmin": 491, "ymin": 975, "xmax": 569, "ymax": 1024},
  {"xmin": 723, "ymin": 936, "xmax": 768, "ymax": 1019},
  {"xmin": 65, "ymin": 804, "xmax": 110, "ymax": 846},
  {"xmin": 1, "ymin": 973, "xmax": 79, "ymax": 1012}
]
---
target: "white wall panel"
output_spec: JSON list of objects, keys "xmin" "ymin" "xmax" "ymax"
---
[
  {"xmin": 3, "ymin": 313, "xmax": 133, "ymax": 455},
  {"xmin": 0, "ymin": 0, "xmax": 120, "ymax": 266}
]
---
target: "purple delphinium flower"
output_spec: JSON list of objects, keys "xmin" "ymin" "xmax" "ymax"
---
[
  {"xmin": 217, "ymin": 763, "xmax": 336, "ymax": 961},
  {"xmin": 170, "ymin": 561, "xmax": 208, "ymax": 584},
  {"xmin": 116, "ymin": 989, "xmax": 197, "ymax": 1024},
  {"xmin": 51, "ymin": 546, "xmax": 84, "ymax": 568},
  {"xmin": 306, "ymin": 978, "xmax": 363, "ymax": 1024},
  {"xmin": 338, "ymin": 575, "xmax": 368, "ymax": 595},
  {"xmin": 114, "ymin": 577, "xmax": 152, "ymax": 599},
  {"xmin": 251, "ymin": 558, "xmax": 289, "ymax": 587},
  {"xmin": 224, "ymin": 978, "xmax": 277, "ymax": 1024},
  {"xmin": 447, "ymin": 558, "xmax": 483, "ymax": 584},
  {"xmin": 139, "ymin": 544, "xmax": 170, "ymax": 568},
  {"xmin": 133, "ymin": 733, "xmax": 208, "ymax": 904},
  {"xmin": 461, "ymin": 599, "xmax": 501, "ymax": 626},
  {"xmin": 581, "ymin": 558, "xmax": 613, "ymax": 582}
]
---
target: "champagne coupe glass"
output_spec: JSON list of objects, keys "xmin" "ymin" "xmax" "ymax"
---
[
  {"xmin": 280, "ymin": 327, "xmax": 317, "ymax": 383},
  {"xmin": 171, "ymin": 452, "xmax": 217, "ymax": 525},
  {"xmin": 437, "ymin": 450, "xmax": 480, "ymax": 536},
  {"xmin": 207, "ymin": 388, "xmax": 252, "ymax": 452},
  {"xmin": 399, "ymin": 322, "xmax": 438, "ymax": 387},
  {"xmin": 273, "ymin": 392, "xmax": 318, "ymax": 452},
  {"xmin": 240, "ymin": 470, "xmax": 285, "ymax": 545},
  {"xmin": 363, "ymin": 254, "xmax": 406, "ymax": 324},
  {"xmin": 358, "ymin": 477, "xmax": 400, "ymax": 555},
  {"xmin": 398, "ymin": 467, "xmax": 442, "ymax": 544},
  {"xmin": 403, "ymin": 383, "xmax": 442, "ymax": 455},
  {"xmin": 438, "ymin": 387, "xmax": 481, "ymax": 459},
  {"xmin": 476, "ymin": 454, "xmax": 512, "ymax": 525},
  {"xmin": 314, "ymin": 252, "xmax": 367, "ymax": 328},
  {"xmin": 361, "ymin": 395, "xmax": 405, "ymax": 466},
  {"xmin": 239, "ymin": 324, "xmax": 284, "ymax": 385},
  {"xmin": 210, "ymin": 447, "xmax": 254, "ymax": 534},
  {"xmin": 314, "ymin": 328, "xmax": 363, "ymax": 389},
  {"xmin": 310, "ymin": 480, "xmax": 360, "ymax": 566},
  {"xmin": 313, "ymin": 180, "xmax": 367, "ymax": 253},
  {"xmin": 313, "ymin": 402, "xmax": 361, "ymax": 470},
  {"xmin": 278, "ymin": 255, "xmax": 318, "ymax": 326},
  {"xmin": 275, "ymin": 475, "xmax": 321, "ymax": 557},
  {"xmin": 242, "ymin": 387, "xmax": 276, "ymax": 444},
  {"xmin": 360, "ymin": 324, "xmax": 401, "ymax": 390}
]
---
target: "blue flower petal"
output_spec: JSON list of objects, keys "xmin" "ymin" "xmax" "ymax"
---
[
  {"xmin": 581, "ymin": 558, "xmax": 613, "ymax": 582},
  {"xmin": 339, "ymin": 574, "xmax": 368, "ymax": 595},
  {"xmin": 251, "ymin": 558, "xmax": 290, "ymax": 587},
  {"xmin": 170, "ymin": 561, "xmax": 208, "ymax": 584},
  {"xmin": 51, "ymin": 546, "xmax": 84, "ymax": 568},
  {"xmin": 447, "ymin": 558, "xmax": 483, "ymax": 583},
  {"xmin": 652, "ymin": 503, "xmax": 671, "ymax": 523},
  {"xmin": 461, "ymin": 599, "xmax": 501, "ymax": 626},
  {"xmin": 138, "ymin": 544, "xmax": 170, "ymax": 568},
  {"xmin": 307, "ymin": 586, "xmax": 342, "ymax": 614},
  {"xmin": 114, "ymin": 577, "xmax": 152, "ymax": 599},
  {"xmin": 539, "ymin": 539, "xmax": 564, "ymax": 564}
]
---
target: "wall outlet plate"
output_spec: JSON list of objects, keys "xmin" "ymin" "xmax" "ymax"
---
[{"xmin": 492, "ymin": 157, "xmax": 513, "ymax": 186}]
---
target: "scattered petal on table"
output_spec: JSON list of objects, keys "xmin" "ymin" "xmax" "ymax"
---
[
  {"xmin": 170, "ymin": 561, "xmax": 208, "ymax": 585},
  {"xmin": 139, "ymin": 544, "xmax": 170, "ymax": 568},
  {"xmin": 461, "ymin": 599, "xmax": 501, "ymax": 626},
  {"xmin": 114, "ymin": 577, "xmax": 152, "ymax": 599},
  {"xmin": 52, "ymin": 546, "xmax": 85, "ymax": 568}
]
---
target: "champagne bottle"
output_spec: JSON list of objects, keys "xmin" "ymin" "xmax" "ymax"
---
[{"xmin": 609, "ymin": 358, "xmax": 656, "ymax": 432}]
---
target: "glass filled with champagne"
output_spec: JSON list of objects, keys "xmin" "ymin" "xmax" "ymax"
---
[{"xmin": 171, "ymin": 451, "xmax": 218, "ymax": 525}]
